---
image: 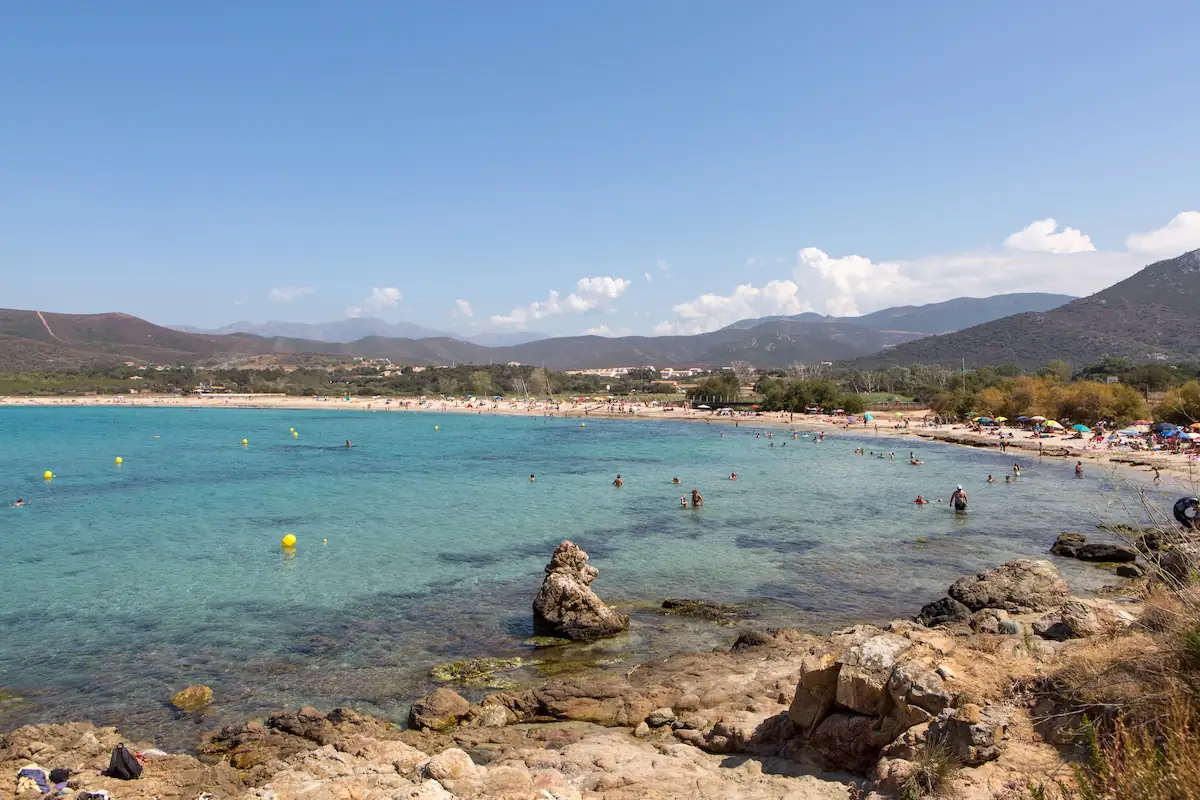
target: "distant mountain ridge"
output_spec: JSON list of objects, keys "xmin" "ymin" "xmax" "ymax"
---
[
  {"xmin": 172, "ymin": 318, "xmax": 550, "ymax": 347},
  {"xmin": 725, "ymin": 292, "xmax": 1075, "ymax": 334},
  {"xmin": 845, "ymin": 250, "xmax": 1200, "ymax": 369}
]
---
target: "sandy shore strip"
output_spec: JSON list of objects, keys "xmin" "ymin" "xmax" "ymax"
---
[{"xmin": 3, "ymin": 392, "xmax": 1197, "ymax": 486}]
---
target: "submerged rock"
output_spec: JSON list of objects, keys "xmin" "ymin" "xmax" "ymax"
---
[
  {"xmin": 948, "ymin": 559, "xmax": 1068, "ymax": 612},
  {"xmin": 170, "ymin": 684, "xmax": 213, "ymax": 712},
  {"xmin": 660, "ymin": 598, "xmax": 756, "ymax": 625},
  {"xmin": 532, "ymin": 540, "xmax": 629, "ymax": 641},
  {"xmin": 1050, "ymin": 532, "xmax": 1086, "ymax": 558},
  {"xmin": 430, "ymin": 657, "xmax": 525, "ymax": 685}
]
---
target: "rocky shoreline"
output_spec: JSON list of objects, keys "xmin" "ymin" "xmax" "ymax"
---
[{"xmin": 2, "ymin": 538, "xmax": 1161, "ymax": 800}]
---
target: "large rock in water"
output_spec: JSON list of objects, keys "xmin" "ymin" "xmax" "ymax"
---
[
  {"xmin": 532, "ymin": 540, "xmax": 629, "ymax": 641},
  {"xmin": 171, "ymin": 684, "xmax": 213, "ymax": 712},
  {"xmin": 409, "ymin": 688, "xmax": 470, "ymax": 731},
  {"xmin": 947, "ymin": 559, "xmax": 1068, "ymax": 613}
]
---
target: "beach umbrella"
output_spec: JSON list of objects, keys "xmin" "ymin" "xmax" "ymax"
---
[
  {"xmin": 1030, "ymin": 415, "xmax": 1047, "ymax": 423},
  {"xmin": 994, "ymin": 416, "xmax": 1008, "ymax": 422},
  {"xmin": 695, "ymin": 404, "xmax": 711, "ymax": 409},
  {"xmin": 1071, "ymin": 424, "xmax": 1091, "ymax": 432},
  {"xmin": 1117, "ymin": 428, "xmax": 1140, "ymax": 436},
  {"xmin": 1183, "ymin": 432, "xmax": 1200, "ymax": 440},
  {"xmin": 1044, "ymin": 420, "xmax": 1064, "ymax": 429},
  {"xmin": 1015, "ymin": 416, "xmax": 1030, "ymax": 422},
  {"xmin": 976, "ymin": 417, "xmax": 994, "ymax": 425},
  {"xmin": 1153, "ymin": 422, "xmax": 1178, "ymax": 433},
  {"xmin": 864, "ymin": 413, "xmax": 874, "ymax": 421}
]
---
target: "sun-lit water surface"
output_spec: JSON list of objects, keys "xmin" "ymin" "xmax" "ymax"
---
[{"xmin": 0, "ymin": 406, "xmax": 1161, "ymax": 747}]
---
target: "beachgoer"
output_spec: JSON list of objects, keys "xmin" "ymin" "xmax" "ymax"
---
[
  {"xmin": 12, "ymin": 498, "xmax": 24, "ymax": 507},
  {"xmin": 914, "ymin": 495, "xmax": 928, "ymax": 505},
  {"xmin": 345, "ymin": 440, "xmax": 352, "ymax": 448},
  {"xmin": 672, "ymin": 476, "xmax": 681, "ymax": 484},
  {"xmin": 613, "ymin": 474, "xmax": 624, "ymax": 488},
  {"xmin": 987, "ymin": 475, "xmax": 995, "ymax": 483},
  {"xmin": 950, "ymin": 485, "xmax": 968, "ymax": 511},
  {"xmin": 911, "ymin": 458, "xmax": 922, "ymax": 466},
  {"xmin": 1075, "ymin": 461, "xmax": 1083, "ymax": 476},
  {"xmin": 690, "ymin": 488, "xmax": 703, "ymax": 507},
  {"xmin": 680, "ymin": 495, "xmax": 688, "ymax": 508},
  {"xmin": 529, "ymin": 474, "xmax": 536, "ymax": 482},
  {"xmin": 730, "ymin": 472, "xmax": 737, "ymax": 480},
  {"xmin": 890, "ymin": 452, "xmax": 895, "ymax": 460},
  {"xmin": 1005, "ymin": 475, "xmax": 1012, "ymax": 484},
  {"xmin": 1153, "ymin": 467, "xmax": 1161, "ymax": 483},
  {"xmin": 1013, "ymin": 463, "xmax": 1021, "ymax": 477}
]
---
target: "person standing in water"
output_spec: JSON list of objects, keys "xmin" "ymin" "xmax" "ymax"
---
[
  {"xmin": 1012, "ymin": 463, "xmax": 1021, "ymax": 477},
  {"xmin": 690, "ymin": 488, "xmax": 703, "ymax": 507},
  {"xmin": 613, "ymin": 474, "xmax": 624, "ymax": 487},
  {"xmin": 1075, "ymin": 461, "xmax": 1083, "ymax": 476},
  {"xmin": 950, "ymin": 485, "xmax": 968, "ymax": 511},
  {"xmin": 529, "ymin": 474, "xmax": 536, "ymax": 482},
  {"xmin": 987, "ymin": 475, "xmax": 995, "ymax": 483},
  {"xmin": 680, "ymin": 495, "xmax": 688, "ymax": 508}
]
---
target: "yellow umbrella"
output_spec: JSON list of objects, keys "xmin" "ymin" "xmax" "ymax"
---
[
  {"xmin": 994, "ymin": 416, "xmax": 1008, "ymax": 422},
  {"xmin": 1044, "ymin": 420, "xmax": 1064, "ymax": 429}
]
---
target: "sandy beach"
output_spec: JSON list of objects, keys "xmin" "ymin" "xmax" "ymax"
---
[{"xmin": 5, "ymin": 392, "xmax": 1197, "ymax": 486}]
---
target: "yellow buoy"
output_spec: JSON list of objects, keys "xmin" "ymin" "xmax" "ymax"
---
[
  {"xmin": 323, "ymin": 538, "xmax": 328, "ymax": 545},
  {"xmin": 282, "ymin": 533, "xmax": 297, "ymax": 548},
  {"xmin": 289, "ymin": 427, "xmax": 295, "ymax": 433},
  {"xmin": 293, "ymin": 431, "xmax": 299, "ymax": 438},
  {"xmin": 43, "ymin": 470, "xmax": 53, "ymax": 480},
  {"xmin": 115, "ymin": 457, "xmax": 123, "ymax": 465},
  {"xmin": 434, "ymin": 425, "xmax": 439, "ymax": 431},
  {"xmin": 580, "ymin": 422, "xmax": 585, "ymax": 427},
  {"xmin": 242, "ymin": 439, "xmax": 248, "ymax": 446}
]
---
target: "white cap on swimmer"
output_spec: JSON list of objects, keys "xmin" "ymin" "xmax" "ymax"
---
[{"xmin": 956, "ymin": 485, "xmax": 963, "ymax": 490}]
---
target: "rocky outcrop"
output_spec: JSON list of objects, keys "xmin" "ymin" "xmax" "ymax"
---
[
  {"xmin": 1051, "ymin": 532, "xmax": 1138, "ymax": 563},
  {"xmin": 170, "ymin": 684, "xmax": 213, "ymax": 712},
  {"xmin": 532, "ymin": 540, "xmax": 629, "ymax": 641},
  {"xmin": 926, "ymin": 703, "xmax": 1010, "ymax": 765},
  {"xmin": 409, "ymin": 689, "xmax": 471, "ymax": 732},
  {"xmin": 948, "ymin": 559, "xmax": 1069, "ymax": 612}
]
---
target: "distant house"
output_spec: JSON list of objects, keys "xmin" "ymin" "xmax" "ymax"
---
[{"xmin": 1106, "ymin": 375, "xmax": 1120, "ymax": 384}]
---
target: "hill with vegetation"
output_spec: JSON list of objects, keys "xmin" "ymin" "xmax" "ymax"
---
[
  {"xmin": 845, "ymin": 250, "xmax": 1200, "ymax": 370},
  {"xmin": 724, "ymin": 292, "xmax": 1074, "ymax": 334}
]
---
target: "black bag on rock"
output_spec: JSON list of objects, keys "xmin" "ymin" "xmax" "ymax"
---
[{"xmin": 105, "ymin": 743, "xmax": 142, "ymax": 780}]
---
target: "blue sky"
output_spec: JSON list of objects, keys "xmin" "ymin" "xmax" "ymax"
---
[{"xmin": 3, "ymin": 1, "xmax": 1199, "ymax": 336}]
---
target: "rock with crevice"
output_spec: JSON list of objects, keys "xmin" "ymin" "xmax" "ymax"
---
[
  {"xmin": 926, "ymin": 703, "xmax": 1009, "ymax": 766},
  {"xmin": 532, "ymin": 540, "xmax": 629, "ymax": 641},
  {"xmin": 1032, "ymin": 597, "xmax": 1137, "ymax": 641},
  {"xmin": 835, "ymin": 633, "xmax": 913, "ymax": 716}
]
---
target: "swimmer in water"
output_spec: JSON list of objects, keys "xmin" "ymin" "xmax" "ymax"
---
[
  {"xmin": 680, "ymin": 495, "xmax": 688, "ymax": 508},
  {"xmin": 1075, "ymin": 461, "xmax": 1083, "ymax": 476},
  {"xmin": 672, "ymin": 476, "xmax": 681, "ymax": 484},
  {"xmin": 12, "ymin": 498, "xmax": 25, "ymax": 507},
  {"xmin": 613, "ymin": 474, "xmax": 624, "ymax": 488},
  {"xmin": 950, "ymin": 485, "xmax": 968, "ymax": 511},
  {"xmin": 890, "ymin": 452, "xmax": 895, "ymax": 460},
  {"xmin": 345, "ymin": 440, "xmax": 352, "ymax": 448},
  {"xmin": 914, "ymin": 495, "xmax": 928, "ymax": 505},
  {"xmin": 987, "ymin": 475, "xmax": 995, "ymax": 483},
  {"xmin": 529, "ymin": 474, "xmax": 536, "ymax": 482},
  {"xmin": 1013, "ymin": 463, "xmax": 1021, "ymax": 477},
  {"xmin": 690, "ymin": 488, "xmax": 703, "ymax": 508},
  {"xmin": 911, "ymin": 458, "xmax": 922, "ymax": 466},
  {"xmin": 730, "ymin": 472, "xmax": 737, "ymax": 480},
  {"xmin": 1005, "ymin": 475, "xmax": 1012, "ymax": 484}
]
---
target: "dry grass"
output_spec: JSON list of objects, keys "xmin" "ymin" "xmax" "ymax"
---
[{"xmin": 900, "ymin": 740, "xmax": 962, "ymax": 799}]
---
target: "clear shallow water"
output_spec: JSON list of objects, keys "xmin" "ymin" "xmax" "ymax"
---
[{"xmin": 0, "ymin": 407, "xmax": 1160, "ymax": 747}]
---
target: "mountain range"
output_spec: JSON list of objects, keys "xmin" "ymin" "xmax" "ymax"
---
[
  {"xmin": 172, "ymin": 318, "xmax": 549, "ymax": 347},
  {"xmin": 12, "ymin": 276, "xmax": 1193, "ymax": 372},
  {"xmin": 847, "ymin": 249, "xmax": 1200, "ymax": 370}
]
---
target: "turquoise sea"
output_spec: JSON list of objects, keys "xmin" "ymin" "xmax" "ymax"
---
[{"xmin": 0, "ymin": 407, "xmax": 1159, "ymax": 747}]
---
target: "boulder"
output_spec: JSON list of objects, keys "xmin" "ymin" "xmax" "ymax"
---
[
  {"xmin": 1116, "ymin": 563, "xmax": 1145, "ymax": 579},
  {"xmin": 926, "ymin": 704, "xmax": 1009, "ymax": 766},
  {"xmin": 170, "ymin": 684, "xmax": 213, "ymax": 712},
  {"xmin": 1032, "ymin": 598, "xmax": 1137, "ymax": 641},
  {"xmin": 532, "ymin": 541, "xmax": 629, "ymax": 641},
  {"xmin": 948, "ymin": 559, "xmax": 1068, "ymax": 612},
  {"xmin": 968, "ymin": 608, "xmax": 1010, "ymax": 635},
  {"xmin": 835, "ymin": 634, "xmax": 912, "ymax": 716},
  {"xmin": 1050, "ymin": 533, "xmax": 1086, "ymax": 558},
  {"xmin": 422, "ymin": 747, "xmax": 480, "ymax": 782},
  {"xmin": 915, "ymin": 596, "xmax": 971, "ymax": 627},
  {"xmin": 660, "ymin": 598, "xmax": 755, "ymax": 625},
  {"xmin": 730, "ymin": 630, "xmax": 775, "ymax": 651},
  {"xmin": 645, "ymin": 708, "xmax": 676, "ymax": 728},
  {"xmin": 788, "ymin": 650, "xmax": 840, "ymax": 730},
  {"xmin": 409, "ymin": 688, "xmax": 470, "ymax": 731},
  {"xmin": 887, "ymin": 662, "xmax": 952, "ymax": 716},
  {"xmin": 1076, "ymin": 543, "xmax": 1138, "ymax": 563}
]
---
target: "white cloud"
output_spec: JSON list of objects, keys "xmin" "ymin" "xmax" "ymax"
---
[
  {"xmin": 346, "ymin": 287, "xmax": 402, "ymax": 318},
  {"xmin": 454, "ymin": 298, "xmax": 473, "ymax": 317},
  {"xmin": 585, "ymin": 325, "xmax": 612, "ymax": 336},
  {"xmin": 746, "ymin": 256, "xmax": 761, "ymax": 267},
  {"xmin": 1125, "ymin": 211, "xmax": 1200, "ymax": 254},
  {"xmin": 657, "ymin": 259, "xmax": 671, "ymax": 273},
  {"xmin": 491, "ymin": 276, "xmax": 631, "ymax": 327},
  {"xmin": 1003, "ymin": 218, "xmax": 1095, "ymax": 254},
  {"xmin": 644, "ymin": 272, "xmax": 653, "ymax": 282},
  {"xmin": 654, "ymin": 212, "xmax": 1193, "ymax": 331},
  {"xmin": 654, "ymin": 280, "xmax": 810, "ymax": 335},
  {"xmin": 233, "ymin": 297, "xmax": 247, "ymax": 306},
  {"xmin": 268, "ymin": 286, "xmax": 314, "ymax": 303}
]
